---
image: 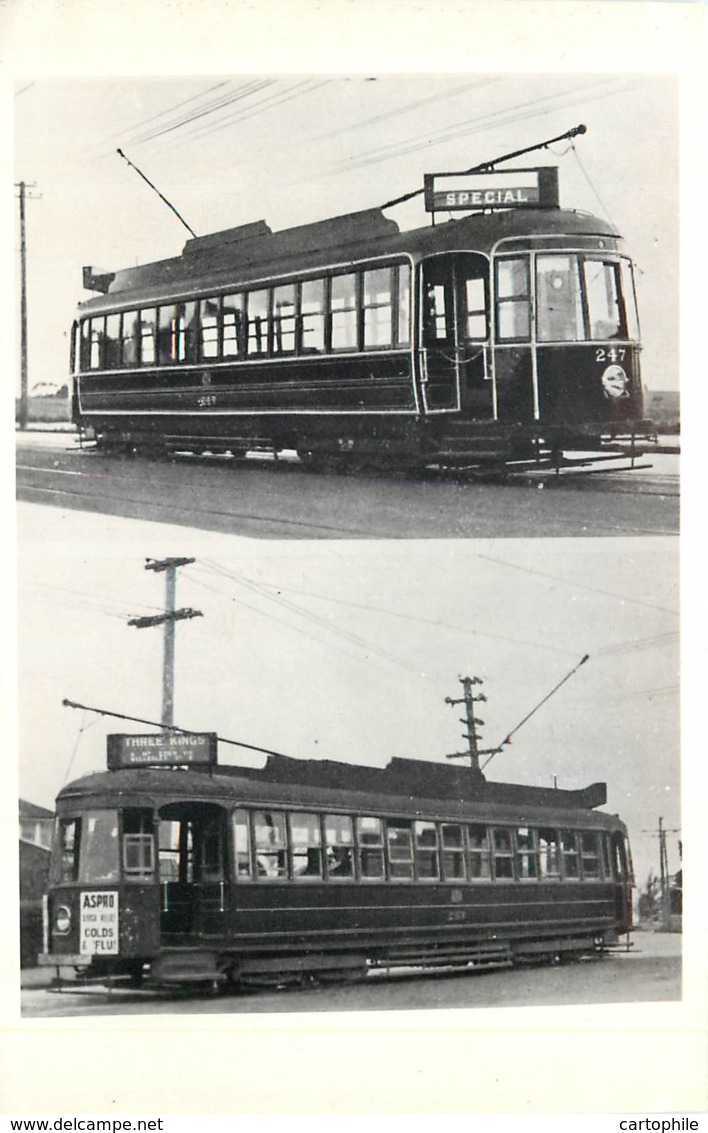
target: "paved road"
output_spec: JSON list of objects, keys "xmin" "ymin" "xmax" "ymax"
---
[
  {"xmin": 16, "ymin": 434, "xmax": 679, "ymax": 540},
  {"xmin": 21, "ymin": 933, "xmax": 680, "ymax": 1017}
]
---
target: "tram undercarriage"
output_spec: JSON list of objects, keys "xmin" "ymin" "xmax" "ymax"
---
[{"xmin": 79, "ymin": 414, "xmax": 658, "ymax": 477}]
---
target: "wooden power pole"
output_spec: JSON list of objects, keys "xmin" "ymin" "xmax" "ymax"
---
[
  {"xmin": 15, "ymin": 180, "xmax": 38, "ymax": 430},
  {"xmin": 128, "ymin": 557, "xmax": 202, "ymax": 730}
]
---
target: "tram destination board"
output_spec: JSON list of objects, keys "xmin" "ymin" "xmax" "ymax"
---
[
  {"xmin": 106, "ymin": 731, "xmax": 218, "ymax": 769},
  {"xmin": 424, "ymin": 166, "xmax": 559, "ymax": 211}
]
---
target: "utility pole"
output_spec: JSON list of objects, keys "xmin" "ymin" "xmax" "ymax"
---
[
  {"xmin": 642, "ymin": 817, "xmax": 681, "ymax": 930},
  {"xmin": 444, "ymin": 676, "xmax": 488, "ymax": 772},
  {"xmin": 128, "ymin": 558, "xmax": 202, "ymax": 730},
  {"xmin": 15, "ymin": 180, "xmax": 38, "ymax": 430}
]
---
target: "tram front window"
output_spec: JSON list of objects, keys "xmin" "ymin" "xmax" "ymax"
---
[
  {"xmin": 535, "ymin": 254, "xmax": 633, "ymax": 343},
  {"xmin": 536, "ymin": 255, "xmax": 584, "ymax": 342},
  {"xmin": 78, "ymin": 809, "xmax": 120, "ymax": 884},
  {"xmin": 583, "ymin": 259, "xmax": 623, "ymax": 340}
]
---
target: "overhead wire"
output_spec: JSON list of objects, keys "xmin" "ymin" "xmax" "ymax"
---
[
  {"xmin": 475, "ymin": 553, "xmax": 678, "ymax": 617},
  {"xmin": 193, "ymin": 559, "xmax": 422, "ymax": 675}
]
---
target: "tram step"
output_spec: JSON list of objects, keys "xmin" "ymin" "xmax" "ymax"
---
[
  {"xmin": 149, "ymin": 950, "xmax": 225, "ymax": 984},
  {"xmin": 373, "ymin": 942, "xmax": 513, "ymax": 967}
]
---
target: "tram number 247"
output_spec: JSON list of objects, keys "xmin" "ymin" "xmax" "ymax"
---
[{"xmin": 595, "ymin": 347, "xmax": 626, "ymax": 364}]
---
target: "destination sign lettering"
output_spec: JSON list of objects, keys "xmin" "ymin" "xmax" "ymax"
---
[
  {"xmin": 107, "ymin": 731, "xmax": 218, "ymax": 769},
  {"xmin": 424, "ymin": 166, "xmax": 559, "ymax": 213}
]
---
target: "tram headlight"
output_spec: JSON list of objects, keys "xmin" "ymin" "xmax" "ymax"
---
[
  {"xmin": 601, "ymin": 364, "xmax": 629, "ymax": 399},
  {"xmin": 54, "ymin": 905, "xmax": 72, "ymax": 935}
]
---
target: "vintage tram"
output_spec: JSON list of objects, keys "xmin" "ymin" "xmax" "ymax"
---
[
  {"xmin": 40, "ymin": 744, "xmax": 634, "ymax": 988},
  {"xmin": 71, "ymin": 165, "xmax": 654, "ymax": 471}
]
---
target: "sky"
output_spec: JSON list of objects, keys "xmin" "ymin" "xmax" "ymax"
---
[
  {"xmin": 13, "ymin": 73, "xmax": 679, "ymax": 395},
  {"xmin": 17, "ymin": 503, "xmax": 679, "ymax": 888}
]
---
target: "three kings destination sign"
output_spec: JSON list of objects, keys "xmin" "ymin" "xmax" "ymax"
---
[
  {"xmin": 107, "ymin": 731, "xmax": 218, "ymax": 770},
  {"xmin": 424, "ymin": 166, "xmax": 559, "ymax": 213}
]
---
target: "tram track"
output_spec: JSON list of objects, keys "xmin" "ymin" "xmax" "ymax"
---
[{"xmin": 16, "ymin": 439, "xmax": 680, "ymax": 539}]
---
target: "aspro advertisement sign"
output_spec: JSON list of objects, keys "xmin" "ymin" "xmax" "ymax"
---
[
  {"xmin": 79, "ymin": 891, "xmax": 119, "ymax": 955},
  {"xmin": 424, "ymin": 167, "xmax": 559, "ymax": 212},
  {"xmin": 107, "ymin": 731, "xmax": 218, "ymax": 769}
]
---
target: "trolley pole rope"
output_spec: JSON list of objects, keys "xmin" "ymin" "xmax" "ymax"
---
[{"xmin": 62, "ymin": 698, "xmax": 295, "ymax": 761}]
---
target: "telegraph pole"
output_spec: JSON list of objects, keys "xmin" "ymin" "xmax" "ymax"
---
[
  {"xmin": 15, "ymin": 180, "xmax": 38, "ymax": 430},
  {"xmin": 642, "ymin": 817, "xmax": 681, "ymax": 930},
  {"xmin": 445, "ymin": 676, "xmax": 488, "ymax": 772},
  {"xmin": 128, "ymin": 557, "xmax": 202, "ymax": 730}
]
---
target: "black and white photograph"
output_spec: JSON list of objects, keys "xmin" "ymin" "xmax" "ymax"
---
[{"xmin": 4, "ymin": 0, "xmax": 703, "ymax": 1119}]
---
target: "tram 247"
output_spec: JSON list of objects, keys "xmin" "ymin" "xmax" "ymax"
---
[
  {"xmin": 71, "ymin": 165, "xmax": 654, "ymax": 471},
  {"xmin": 40, "ymin": 741, "xmax": 635, "ymax": 988}
]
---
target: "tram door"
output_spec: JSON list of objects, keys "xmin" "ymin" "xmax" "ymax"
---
[
  {"xmin": 421, "ymin": 254, "xmax": 492, "ymax": 419},
  {"xmin": 158, "ymin": 802, "xmax": 230, "ymax": 939}
]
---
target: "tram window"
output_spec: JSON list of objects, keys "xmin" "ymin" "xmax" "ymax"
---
[
  {"xmin": 122, "ymin": 312, "xmax": 140, "ymax": 366},
  {"xmin": 246, "ymin": 290, "xmax": 270, "ymax": 356},
  {"xmin": 156, "ymin": 303, "xmax": 197, "ymax": 364},
  {"xmin": 78, "ymin": 810, "xmax": 120, "ymax": 884},
  {"xmin": 465, "ymin": 277, "xmax": 488, "ymax": 340},
  {"xmin": 396, "ymin": 265, "xmax": 411, "ymax": 347},
  {"xmin": 495, "ymin": 258, "xmax": 530, "ymax": 341},
  {"xmin": 157, "ymin": 305, "xmax": 174, "ymax": 364},
  {"xmin": 414, "ymin": 820, "xmax": 440, "ymax": 880},
  {"xmin": 253, "ymin": 810, "xmax": 288, "ymax": 879},
  {"xmin": 536, "ymin": 255, "xmax": 584, "ymax": 342},
  {"xmin": 356, "ymin": 816, "xmax": 385, "ymax": 880},
  {"xmin": 538, "ymin": 828, "xmax": 561, "ymax": 879},
  {"xmin": 625, "ymin": 836, "xmax": 635, "ymax": 885},
  {"xmin": 441, "ymin": 824, "xmax": 467, "ymax": 881},
  {"xmin": 122, "ymin": 809, "xmax": 155, "ymax": 879},
  {"xmin": 80, "ymin": 320, "xmax": 91, "ymax": 370},
  {"xmin": 158, "ymin": 820, "xmax": 181, "ymax": 882},
  {"xmin": 331, "ymin": 273, "xmax": 358, "ymax": 351},
  {"xmin": 301, "ymin": 279, "xmax": 326, "ymax": 354},
  {"xmin": 222, "ymin": 294, "xmax": 244, "ymax": 358},
  {"xmin": 492, "ymin": 828, "xmax": 515, "ymax": 880},
  {"xmin": 232, "ymin": 809, "xmax": 252, "ymax": 879},
  {"xmin": 602, "ymin": 832, "xmax": 613, "ymax": 880},
  {"xmin": 467, "ymin": 824, "xmax": 492, "ymax": 880},
  {"xmin": 387, "ymin": 821, "xmax": 414, "ymax": 880},
  {"xmin": 104, "ymin": 313, "xmax": 122, "ymax": 368},
  {"xmin": 515, "ymin": 827, "xmax": 539, "ymax": 880},
  {"xmin": 89, "ymin": 319, "xmax": 103, "ymax": 369},
  {"xmin": 580, "ymin": 832, "xmax": 601, "ymax": 879},
  {"xmin": 612, "ymin": 833, "xmax": 628, "ymax": 880},
  {"xmin": 324, "ymin": 814, "xmax": 354, "ymax": 880},
  {"xmin": 200, "ymin": 298, "xmax": 221, "ymax": 359},
  {"xmin": 140, "ymin": 310, "xmax": 157, "ymax": 365},
  {"xmin": 425, "ymin": 282, "xmax": 451, "ymax": 341},
  {"xmin": 197, "ymin": 817, "xmax": 224, "ymax": 882},
  {"xmin": 173, "ymin": 301, "xmax": 199, "ymax": 363},
  {"xmin": 272, "ymin": 284, "xmax": 297, "ymax": 355},
  {"xmin": 290, "ymin": 812, "xmax": 323, "ymax": 880},
  {"xmin": 52, "ymin": 817, "xmax": 81, "ymax": 884},
  {"xmin": 560, "ymin": 830, "xmax": 580, "ymax": 879},
  {"xmin": 363, "ymin": 267, "xmax": 393, "ymax": 349},
  {"xmin": 620, "ymin": 259, "xmax": 640, "ymax": 341},
  {"xmin": 583, "ymin": 260, "xmax": 623, "ymax": 340}
]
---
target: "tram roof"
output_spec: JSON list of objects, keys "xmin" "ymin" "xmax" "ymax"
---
[
  {"xmin": 55, "ymin": 753, "xmax": 619, "ymax": 829},
  {"xmin": 79, "ymin": 205, "xmax": 625, "ymax": 312}
]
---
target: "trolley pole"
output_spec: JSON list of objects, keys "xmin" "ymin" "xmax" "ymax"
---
[
  {"xmin": 128, "ymin": 558, "xmax": 202, "ymax": 731},
  {"xmin": 15, "ymin": 180, "xmax": 38, "ymax": 430}
]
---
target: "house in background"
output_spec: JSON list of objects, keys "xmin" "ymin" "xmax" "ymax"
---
[{"xmin": 19, "ymin": 799, "xmax": 54, "ymax": 967}]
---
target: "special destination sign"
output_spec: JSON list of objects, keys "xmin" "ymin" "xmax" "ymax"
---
[
  {"xmin": 424, "ymin": 167, "xmax": 559, "ymax": 213},
  {"xmin": 107, "ymin": 731, "xmax": 218, "ymax": 769}
]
